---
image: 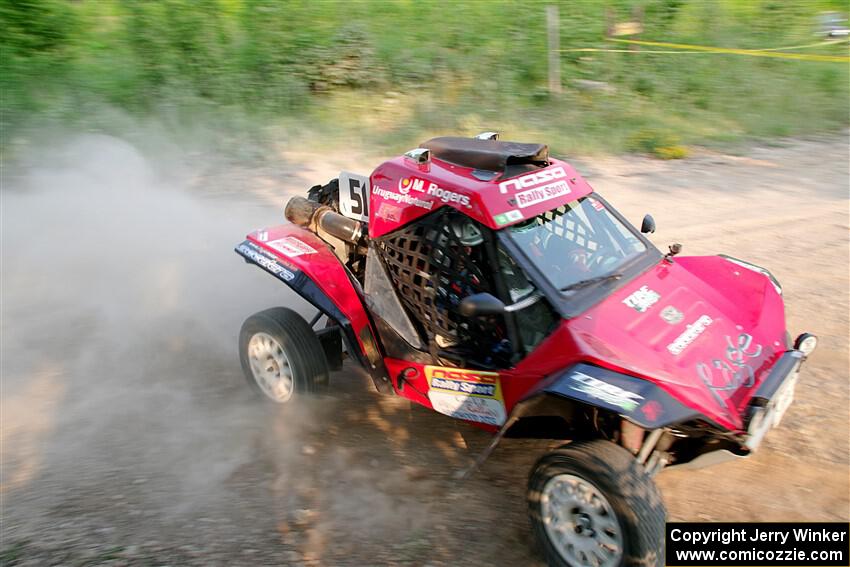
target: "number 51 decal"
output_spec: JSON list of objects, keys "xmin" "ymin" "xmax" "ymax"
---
[{"xmin": 338, "ymin": 172, "xmax": 370, "ymax": 223}]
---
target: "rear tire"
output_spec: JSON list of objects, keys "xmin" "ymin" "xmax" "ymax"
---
[
  {"xmin": 528, "ymin": 439, "xmax": 666, "ymax": 567},
  {"xmin": 239, "ymin": 307, "xmax": 330, "ymax": 403}
]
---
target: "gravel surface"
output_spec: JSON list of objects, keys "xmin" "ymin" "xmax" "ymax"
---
[{"xmin": 2, "ymin": 131, "xmax": 848, "ymax": 566}]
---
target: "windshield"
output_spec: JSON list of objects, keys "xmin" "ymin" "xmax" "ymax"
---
[{"xmin": 502, "ymin": 196, "xmax": 647, "ymax": 292}]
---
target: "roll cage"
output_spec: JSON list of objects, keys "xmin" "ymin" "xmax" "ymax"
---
[
  {"xmin": 373, "ymin": 206, "xmax": 557, "ymax": 369},
  {"xmin": 369, "ymin": 191, "xmax": 662, "ymax": 370}
]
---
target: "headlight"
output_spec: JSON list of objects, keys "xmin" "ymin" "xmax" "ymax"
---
[{"xmin": 794, "ymin": 333, "xmax": 818, "ymax": 357}]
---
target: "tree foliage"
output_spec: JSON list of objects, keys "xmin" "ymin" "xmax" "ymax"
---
[{"xmin": 1, "ymin": 0, "xmax": 847, "ymax": 152}]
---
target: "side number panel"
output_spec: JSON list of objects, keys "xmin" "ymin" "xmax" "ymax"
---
[{"xmin": 338, "ymin": 171, "xmax": 370, "ymax": 222}]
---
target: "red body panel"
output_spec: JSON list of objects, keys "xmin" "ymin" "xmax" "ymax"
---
[
  {"xmin": 564, "ymin": 256, "xmax": 786, "ymax": 431},
  {"xmin": 369, "ymin": 156, "xmax": 592, "ymax": 238},
  {"xmin": 383, "ymin": 255, "xmax": 786, "ymax": 432},
  {"xmin": 246, "ymin": 225, "xmax": 375, "ymax": 356},
  {"xmin": 246, "ymin": 157, "xmax": 791, "ymax": 435}
]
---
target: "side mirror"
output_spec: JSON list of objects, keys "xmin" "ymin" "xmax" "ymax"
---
[
  {"xmin": 641, "ymin": 214, "xmax": 656, "ymax": 234},
  {"xmin": 459, "ymin": 293, "xmax": 506, "ymax": 316}
]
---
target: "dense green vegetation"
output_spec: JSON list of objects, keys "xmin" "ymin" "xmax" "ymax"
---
[{"xmin": 2, "ymin": 0, "xmax": 848, "ymax": 157}]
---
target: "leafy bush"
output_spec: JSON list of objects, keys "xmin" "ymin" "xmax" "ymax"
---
[
  {"xmin": 655, "ymin": 144, "xmax": 690, "ymax": 159},
  {"xmin": 1, "ymin": 0, "xmax": 847, "ymax": 155},
  {"xmin": 627, "ymin": 128, "xmax": 689, "ymax": 159}
]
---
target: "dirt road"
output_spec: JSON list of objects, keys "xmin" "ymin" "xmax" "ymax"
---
[{"xmin": 2, "ymin": 132, "xmax": 848, "ymax": 566}]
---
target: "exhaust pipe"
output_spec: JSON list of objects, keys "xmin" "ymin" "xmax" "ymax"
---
[{"xmin": 285, "ymin": 196, "xmax": 364, "ymax": 244}]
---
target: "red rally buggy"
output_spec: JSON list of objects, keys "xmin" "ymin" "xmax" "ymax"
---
[{"xmin": 235, "ymin": 134, "xmax": 817, "ymax": 567}]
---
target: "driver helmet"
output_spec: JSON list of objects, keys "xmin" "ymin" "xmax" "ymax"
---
[{"xmin": 450, "ymin": 218, "xmax": 484, "ymax": 246}]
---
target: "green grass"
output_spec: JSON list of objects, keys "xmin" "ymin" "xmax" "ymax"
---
[{"xmin": 1, "ymin": 0, "xmax": 848, "ymax": 158}]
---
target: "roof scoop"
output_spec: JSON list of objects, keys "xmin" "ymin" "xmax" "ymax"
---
[{"xmin": 420, "ymin": 136, "xmax": 549, "ymax": 173}]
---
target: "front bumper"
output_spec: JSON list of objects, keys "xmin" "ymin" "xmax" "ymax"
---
[{"xmin": 743, "ymin": 349, "xmax": 805, "ymax": 451}]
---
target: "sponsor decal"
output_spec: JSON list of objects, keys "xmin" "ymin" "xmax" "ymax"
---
[
  {"xmin": 667, "ymin": 315, "xmax": 713, "ymax": 355},
  {"xmin": 623, "ymin": 285, "xmax": 661, "ymax": 313},
  {"xmin": 399, "ymin": 176, "xmax": 471, "ymax": 207},
  {"xmin": 660, "ymin": 305, "xmax": 684, "ymax": 325},
  {"xmin": 498, "ymin": 166, "xmax": 567, "ymax": 194},
  {"xmin": 493, "ymin": 209, "xmax": 524, "ymax": 226},
  {"xmin": 588, "ymin": 197, "xmax": 605, "ymax": 212},
  {"xmin": 641, "ymin": 400, "xmax": 663, "ymax": 422},
  {"xmin": 425, "ymin": 366, "xmax": 506, "ymax": 426},
  {"xmin": 267, "ymin": 236, "xmax": 317, "ymax": 258},
  {"xmin": 373, "ymin": 186, "xmax": 434, "ymax": 210},
  {"xmin": 237, "ymin": 243, "xmax": 296, "ymax": 282},
  {"xmin": 376, "ymin": 202, "xmax": 402, "ymax": 222},
  {"xmin": 696, "ymin": 332, "xmax": 763, "ymax": 403},
  {"xmin": 428, "ymin": 185, "xmax": 471, "ymax": 207},
  {"xmin": 431, "ymin": 376, "xmax": 496, "ymax": 396},
  {"xmin": 514, "ymin": 180, "xmax": 571, "ymax": 209},
  {"xmin": 569, "ymin": 371, "xmax": 643, "ymax": 411}
]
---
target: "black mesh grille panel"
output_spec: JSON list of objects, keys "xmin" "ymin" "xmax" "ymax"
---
[{"xmin": 375, "ymin": 209, "xmax": 493, "ymax": 345}]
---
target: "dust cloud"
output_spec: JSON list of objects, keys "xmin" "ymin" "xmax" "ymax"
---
[
  {"xmin": 1, "ymin": 131, "xmax": 447, "ymax": 564},
  {"xmin": 1, "ymin": 132, "xmax": 316, "ymax": 536}
]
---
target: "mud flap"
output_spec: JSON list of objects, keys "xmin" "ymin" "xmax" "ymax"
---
[{"xmin": 316, "ymin": 326, "xmax": 343, "ymax": 371}]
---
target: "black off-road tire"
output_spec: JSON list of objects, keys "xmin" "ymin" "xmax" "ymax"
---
[
  {"xmin": 528, "ymin": 439, "xmax": 666, "ymax": 567},
  {"xmin": 239, "ymin": 307, "xmax": 330, "ymax": 403}
]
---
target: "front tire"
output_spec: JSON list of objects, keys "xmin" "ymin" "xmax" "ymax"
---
[
  {"xmin": 239, "ymin": 307, "xmax": 329, "ymax": 403},
  {"xmin": 528, "ymin": 440, "xmax": 666, "ymax": 567}
]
